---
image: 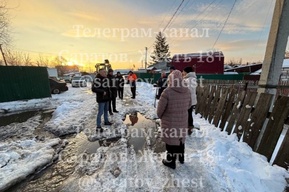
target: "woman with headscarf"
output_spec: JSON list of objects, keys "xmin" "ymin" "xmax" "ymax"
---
[{"xmin": 157, "ymin": 70, "xmax": 191, "ymax": 169}]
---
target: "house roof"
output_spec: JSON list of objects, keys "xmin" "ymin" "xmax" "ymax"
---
[{"xmin": 172, "ymin": 51, "xmax": 224, "ymax": 59}]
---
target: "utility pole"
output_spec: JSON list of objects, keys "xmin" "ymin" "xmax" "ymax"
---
[
  {"xmin": 0, "ymin": 44, "xmax": 7, "ymax": 66},
  {"xmin": 145, "ymin": 47, "xmax": 148, "ymax": 69},
  {"xmin": 258, "ymin": 0, "xmax": 289, "ymax": 96}
]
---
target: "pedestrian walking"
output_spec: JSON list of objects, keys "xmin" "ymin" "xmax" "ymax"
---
[{"xmin": 157, "ymin": 70, "xmax": 191, "ymax": 169}]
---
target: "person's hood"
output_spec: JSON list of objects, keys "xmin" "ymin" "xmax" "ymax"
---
[
  {"xmin": 171, "ymin": 86, "xmax": 188, "ymax": 93},
  {"xmin": 167, "ymin": 70, "xmax": 188, "ymax": 93},
  {"xmin": 185, "ymin": 72, "xmax": 197, "ymax": 78}
]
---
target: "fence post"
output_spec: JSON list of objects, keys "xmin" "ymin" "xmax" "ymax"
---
[{"xmin": 256, "ymin": 96, "xmax": 289, "ymax": 161}]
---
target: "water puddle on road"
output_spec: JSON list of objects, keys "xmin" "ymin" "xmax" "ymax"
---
[
  {"xmin": 122, "ymin": 97, "xmax": 135, "ymax": 106},
  {"xmin": 0, "ymin": 110, "xmax": 40, "ymax": 127},
  {"xmin": 5, "ymin": 111, "xmax": 162, "ymax": 192},
  {"xmin": 0, "ymin": 109, "xmax": 55, "ymax": 127},
  {"xmin": 7, "ymin": 131, "xmax": 119, "ymax": 192},
  {"xmin": 123, "ymin": 112, "xmax": 165, "ymax": 153}
]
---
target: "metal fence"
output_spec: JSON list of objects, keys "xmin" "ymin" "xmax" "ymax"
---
[{"xmin": 0, "ymin": 66, "xmax": 51, "ymax": 102}]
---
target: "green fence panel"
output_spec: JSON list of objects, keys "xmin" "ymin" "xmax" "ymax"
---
[
  {"xmin": 196, "ymin": 74, "xmax": 244, "ymax": 80},
  {"xmin": 133, "ymin": 73, "xmax": 244, "ymax": 84},
  {"xmin": 135, "ymin": 73, "xmax": 161, "ymax": 84},
  {"xmin": 0, "ymin": 66, "xmax": 51, "ymax": 102}
]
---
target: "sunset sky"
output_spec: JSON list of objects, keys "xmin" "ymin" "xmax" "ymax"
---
[{"xmin": 7, "ymin": 0, "xmax": 289, "ymax": 70}]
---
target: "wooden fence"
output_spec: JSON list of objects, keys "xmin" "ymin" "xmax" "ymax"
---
[
  {"xmin": 195, "ymin": 84, "xmax": 289, "ymax": 169},
  {"xmin": 199, "ymin": 79, "xmax": 289, "ymax": 97}
]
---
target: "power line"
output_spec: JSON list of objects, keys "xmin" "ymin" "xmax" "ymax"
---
[
  {"xmin": 157, "ymin": 0, "xmax": 179, "ymax": 29},
  {"xmin": 168, "ymin": 0, "xmax": 221, "ymax": 46},
  {"xmin": 162, "ymin": 0, "xmax": 185, "ymax": 32},
  {"xmin": 251, "ymin": 0, "xmax": 275, "ymax": 61},
  {"xmin": 212, "ymin": 0, "xmax": 238, "ymax": 49},
  {"xmin": 166, "ymin": 0, "xmax": 192, "ymax": 29},
  {"xmin": 147, "ymin": 0, "xmax": 186, "ymax": 52}
]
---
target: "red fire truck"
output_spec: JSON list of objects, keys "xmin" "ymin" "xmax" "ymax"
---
[{"xmin": 171, "ymin": 51, "xmax": 224, "ymax": 74}]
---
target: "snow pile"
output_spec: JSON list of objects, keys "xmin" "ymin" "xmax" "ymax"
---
[
  {"xmin": 0, "ymin": 115, "xmax": 42, "ymax": 141},
  {"xmin": 186, "ymin": 114, "xmax": 289, "ymax": 192},
  {"xmin": 0, "ymin": 98, "xmax": 53, "ymax": 114},
  {"xmin": 0, "ymin": 138, "xmax": 61, "ymax": 191},
  {"xmin": 1, "ymin": 80, "xmax": 288, "ymax": 191},
  {"xmin": 59, "ymin": 82, "xmax": 289, "ymax": 192},
  {"xmin": 59, "ymin": 114, "xmax": 289, "ymax": 192},
  {"xmin": 45, "ymin": 85, "xmax": 96, "ymax": 136}
]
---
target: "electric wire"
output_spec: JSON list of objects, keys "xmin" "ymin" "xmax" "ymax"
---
[
  {"xmin": 212, "ymin": 0, "xmax": 238, "ymax": 49},
  {"xmin": 161, "ymin": 0, "xmax": 185, "ymax": 33}
]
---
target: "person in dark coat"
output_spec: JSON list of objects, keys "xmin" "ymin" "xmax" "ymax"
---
[
  {"xmin": 157, "ymin": 70, "xmax": 191, "ymax": 169},
  {"xmin": 169, "ymin": 66, "xmax": 175, "ymax": 73},
  {"xmin": 91, "ymin": 69, "xmax": 113, "ymax": 132},
  {"xmin": 107, "ymin": 69, "xmax": 118, "ymax": 115},
  {"xmin": 156, "ymin": 71, "xmax": 167, "ymax": 99},
  {"xmin": 116, "ymin": 72, "xmax": 124, "ymax": 99}
]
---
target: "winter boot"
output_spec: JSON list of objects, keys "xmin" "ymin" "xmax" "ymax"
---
[
  {"xmin": 179, "ymin": 154, "xmax": 184, "ymax": 164},
  {"xmin": 96, "ymin": 126, "xmax": 104, "ymax": 133},
  {"xmin": 162, "ymin": 159, "xmax": 176, "ymax": 169},
  {"xmin": 162, "ymin": 153, "xmax": 176, "ymax": 169},
  {"xmin": 104, "ymin": 121, "xmax": 113, "ymax": 126}
]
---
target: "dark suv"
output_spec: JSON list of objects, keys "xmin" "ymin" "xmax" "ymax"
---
[{"xmin": 49, "ymin": 78, "xmax": 68, "ymax": 94}]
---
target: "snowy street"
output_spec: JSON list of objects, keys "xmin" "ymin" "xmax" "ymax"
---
[{"xmin": 0, "ymin": 82, "xmax": 289, "ymax": 192}]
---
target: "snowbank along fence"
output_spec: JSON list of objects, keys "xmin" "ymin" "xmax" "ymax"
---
[{"xmin": 195, "ymin": 83, "xmax": 289, "ymax": 169}]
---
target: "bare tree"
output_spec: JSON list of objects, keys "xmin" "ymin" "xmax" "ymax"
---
[
  {"xmin": 23, "ymin": 53, "xmax": 32, "ymax": 65},
  {"xmin": 4, "ymin": 49, "xmax": 32, "ymax": 65},
  {"xmin": 5, "ymin": 49, "xmax": 17, "ymax": 65},
  {"xmin": 0, "ymin": 0, "xmax": 11, "ymax": 46},
  {"xmin": 51, "ymin": 56, "xmax": 67, "ymax": 67},
  {"xmin": 36, "ymin": 54, "xmax": 50, "ymax": 67},
  {"xmin": 238, "ymin": 58, "xmax": 243, "ymax": 65}
]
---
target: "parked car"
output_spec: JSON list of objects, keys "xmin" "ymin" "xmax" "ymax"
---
[
  {"xmin": 49, "ymin": 78, "xmax": 68, "ymax": 94},
  {"xmin": 50, "ymin": 76, "xmax": 65, "ymax": 82},
  {"xmin": 62, "ymin": 75, "xmax": 72, "ymax": 83},
  {"xmin": 81, "ymin": 75, "xmax": 94, "ymax": 82},
  {"xmin": 71, "ymin": 76, "xmax": 87, "ymax": 87}
]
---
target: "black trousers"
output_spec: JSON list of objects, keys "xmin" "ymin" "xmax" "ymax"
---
[
  {"xmin": 156, "ymin": 88, "xmax": 165, "ymax": 99},
  {"xmin": 118, "ymin": 87, "xmax": 124, "ymax": 99},
  {"xmin": 109, "ymin": 97, "xmax": 117, "ymax": 113},
  {"xmin": 188, "ymin": 105, "xmax": 194, "ymax": 127},
  {"xmin": 166, "ymin": 142, "xmax": 185, "ymax": 163},
  {"xmin": 131, "ymin": 86, "xmax": 136, "ymax": 98}
]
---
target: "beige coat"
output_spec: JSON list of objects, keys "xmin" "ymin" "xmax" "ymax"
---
[
  {"xmin": 183, "ymin": 72, "xmax": 198, "ymax": 106},
  {"xmin": 157, "ymin": 85, "xmax": 191, "ymax": 146}
]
